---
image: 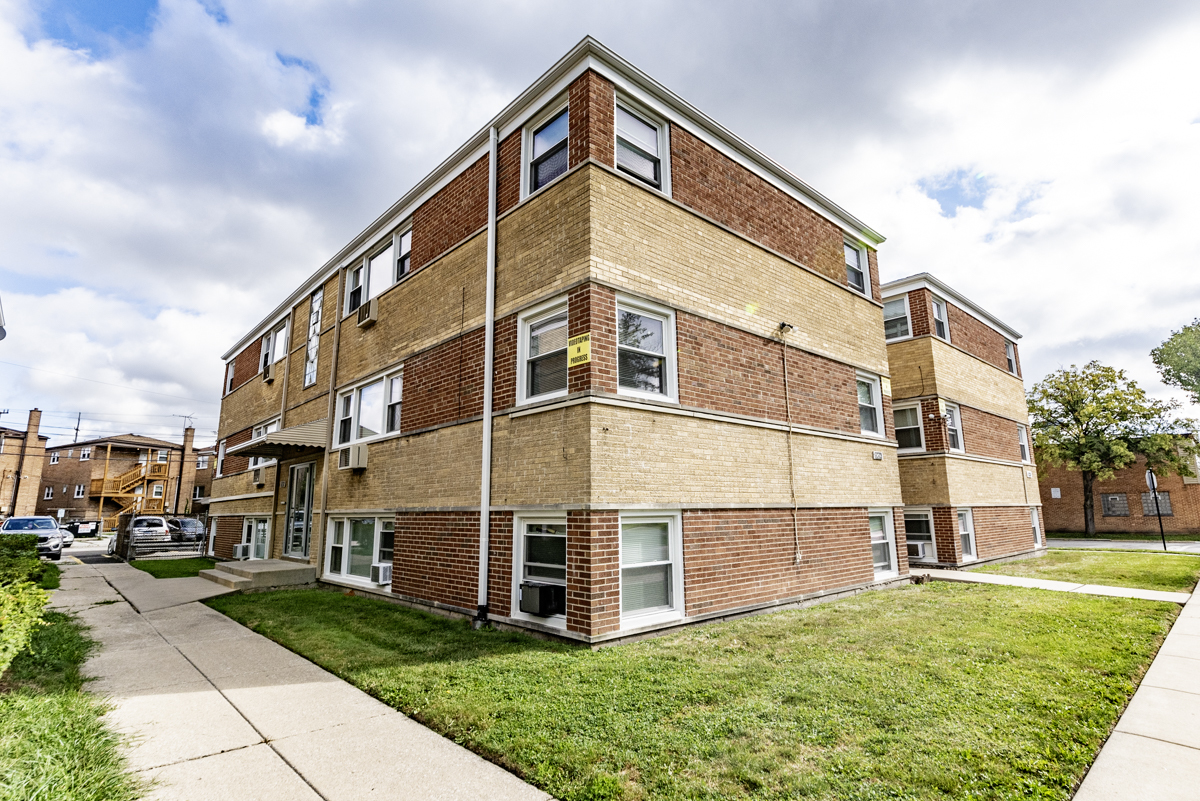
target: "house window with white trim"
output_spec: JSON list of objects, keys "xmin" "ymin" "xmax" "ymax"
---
[
  {"xmin": 944, "ymin": 403, "xmax": 964, "ymax": 452},
  {"xmin": 1005, "ymin": 340, "xmax": 1017, "ymax": 374},
  {"xmin": 225, "ymin": 362, "xmax": 236, "ymax": 395},
  {"xmin": 512, "ymin": 515, "xmax": 569, "ymax": 627},
  {"xmin": 260, "ymin": 321, "xmax": 288, "ymax": 372},
  {"xmin": 1018, "ymin": 424, "xmax": 1030, "ymax": 462},
  {"xmin": 43, "ymin": 486, "xmax": 52, "ymax": 500},
  {"xmin": 325, "ymin": 517, "xmax": 394, "ymax": 584},
  {"xmin": 157, "ymin": 449, "xmax": 168, "ymax": 464},
  {"xmin": 958, "ymin": 509, "xmax": 976, "ymax": 560},
  {"xmin": 196, "ymin": 455, "xmax": 209, "ymax": 470},
  {"xmin": 193, "ymin": 485, "xmax": 204, "ymax": 500},
  {"xmin": 216, "ymin": 440, "xmax": 226, "ymax": 477},
  {"xmin": 386, "ymin": 375, "xmax": 403, "ymax": 433},
  {"xmin": 151, "ymin": 483, "xmax": 164, "ymax": 499},
  {"xmin": 529, "ymin": 108, "xmax": 569, "ymax": 192},
  {"xmin": 617, "ymin": 299, "xmax": 676, "ymax": 400},
  {"xmin": 1031, "ymin": 507, "xmax": 1042, "ymax": 547},
  {"xmin": 857, "ymin": 374, "xmax": 883, "ymax": 436},
  {"xmin": 931, "ymin": 297, "xmax": 950, "ymax": 340},
  {"xmin": 615, "ymin": 105, "xmax": 663, "ymax": 189},
  {"xmin": 893, "ymin": 406, "xmax": 923, "ymax": 450},
  {"xmin": 883, "ymin": 297, "xmax": 910, "ymax": 340},
  {"xmin": 518, "ymin": 300, "xmax": 569, "ymax": 404},
  {"xmin": 74, "ymin": 484, "xmax": 85, "ymax": 499},
  {"xmin": 249, "ymin": 420, "xmax": 280, "ymax": 469},
  {"xmin": 336, "ymin": 371, "xmax": 403, "ymax": 446},
  {"xmin": 80, "ymin": 447, "xmax": 91, "ymax": 461},
  {"xmin": 304, "ymin": 288, "xmax": 323, "ymax": 387},
  {"xmin": 845, "ymin": 242, "xmax": 867, "ymax": 293},
  {"xmin": 50, "ymin": 452, "xmax": 59, "ymax": 465},
  {"xmin": 620, "ymin": 512, "xmax": 683, "ymax": 627},
  {"xmin": 395, "ymin": 230, "xmax": 412, "ymax": 281},
  {"xmin": 904, "ymin": 511, "xmax": 935, "ymax": 562},
  {"xmin": 869, "ymin": 511, "xmax": 898, "ymax": 577}
]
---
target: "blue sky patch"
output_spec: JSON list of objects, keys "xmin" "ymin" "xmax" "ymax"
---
[
  {"xmin": 919, "ymin": 169, "xmax": 992, "ymax": 218},
  {"xmin": 35, "ymin": 0, "xmax": 158, "ymax": 54},
  {"xmin": 277, "ymin": 53, "xmax": 329, "ymax": 126}
]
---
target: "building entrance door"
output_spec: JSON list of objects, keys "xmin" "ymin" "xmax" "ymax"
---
[
  {"xmin": 285, "ymin": 463, "xmax": 314, "ymax": 558},
  {"xmin": 242, "ymin": 518, "xmax": 269, "ymax": 560}
]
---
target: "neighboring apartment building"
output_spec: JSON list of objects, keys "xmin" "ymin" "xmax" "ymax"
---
[
  {"xmin": 0, "ymin": 410, "xmax": 49, "ymax": 519},
  {"xmin": 210, "ymin": 38, "xmax": 908, "ymax": 644},
  {"xmin": 191, "ymin": 445, "xmax": 216, "ymax": 518},
  {"xmin": 1041, "ymin": 452, "xmax": 1200, "ymax": 535},
  {"xmin": 35, "ymin": 429, "xmax": 199, "ymax": 531},
  {"xmin": 881, "ymin": 275, "xmax": 1044, "ymax": 567}
]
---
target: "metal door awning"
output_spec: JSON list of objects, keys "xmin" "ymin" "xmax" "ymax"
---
[{"xmin": 228, "ymin": 419, "xmax": 329, "ymax": 460}]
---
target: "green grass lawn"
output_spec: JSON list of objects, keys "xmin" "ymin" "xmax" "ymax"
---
[
  {"xmin": 974, "ymin": 550, "xmax": 1200, "ymax": 592},
  {"xmin": 209, "ymin": 584, "xmax": 1176, "ymax": 801},
  {"xmin": 1049, "ymin": 531, "xmax": 1200, "ymax": 542},
  {"xmin": 0, "ymin": 611, "xmax": 143, "ymax": 801},
  {"xmin": 130, "ymin": 557, "xmax": 216, "ymax": 579}
]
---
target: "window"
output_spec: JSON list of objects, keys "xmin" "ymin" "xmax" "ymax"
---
[
  {"xmin": 1050, "ymin": 487, "xmax": 1061, "ymax": 499},
  {"xmin": 844, "ymin": 242, "xmax": 866, "ymax": 293},
  {"xmin": 620, "ymin": 513, "xmax": 683, "ymax": 627},
  {"xmin": 49, "ymin": 452, "xmax": 59, "ymax": 465},
  {"xmin": 225, "ymin": 362, "xmax": 236, "ymax": 395},
  {"xmin": 346, "ymin": 264, "xmax": 365, "ymax": 313},
  {"xmin": 196, "ymin": 455, "xmax": 209, "ymax": 470},
  {"xmin": 944, "ymin": 403, "xmax": 963, "ymax": 452},
  {"xmin": 193, "ymin": 485, "xmax": 204, "ymax": 500},
  {"xmin": 958, "ymin": 509, "xmax": 976, "ymax": 560},
  {"xmin": 73, "ymin": 484, "xmax": 85, "ymax": 499},
  {"xmin": 249, "ymin": 420, "xmax": 280, "ymax": 468},
  {"xmin": 869, "ymin": 511, "xmax": 897, "ymax": 577},
  {"xmin": 157, "ymin": 449, "xmax": 168, "ymax": 464},
  {"xmin": 883, "ymin": 297, "xmax": 910, "ymax": 340},
  {"xmin": 386, "ymin": 375, "xmax": 403, "ymax": 433},
  {"xmin": 304, "ymin": 288, "xmax": 323, "ymax": 387},
  {"xmin": 893, "ymin": 406, "xmax": 923, "ymax": 450},
  {"xmin": 1142, "ymin": 491, "xmax": 1173, "ymax": 516},
  {"xmin": 857, "ymin": 375, "xmax": 883, "ymax": 436},
  {"xmin": 80, "ymin": 447, "xmax": 91, "ymax": 461},
  {"xmin": 615, "ymin": 105, "xmax": 662, "ymax": 188},
  {"xmin": 346, "ymin": 229, "xmax": 409, "ymax": 315},
  {"xmin": 1031, "ymin": 507, "xmax": 1042, "ymax": 547},
  {"xmin": 1018, "ymin": 425, "xmax": 1030, "ymax": 462},
  {"xmin": 617, "ymin": 299, "xmax": 676, "ymax": 400},
  {"xmin": 1005, "ymin": 340, "xmax": 1017, "ymax": 374},
  {"xmin": 216, "ymin": 440, "xmax": 226, "ymax": 477},
  {"xmin": 325, "ymin": 517, "xmax": 394, "ymax": 584},
  {"xmin": 151, "ymin": 483, "xmax": 164, "ymax": 499},
  {"xmin": 1102, "ymin": 494, "xmax": 1129, "ymax": 517},
  {"xmin": 904, "ymin": 512, "xmax": 935, "ymax": 561},
  {"xmin": 395, "ymin": 230, "xmax": 412, "ymax": 281},
  {"xmin": 530, "ymin": 108, "xmax": 569, "ymax": 192},
  {"xmin": 518, "ymin": 300, "xmax": 569, "ymax": 403},
  {"xmin": 931, "ymin": 297, "xmax": 950, "ymax": 340},
  {"xmin": 43, "ymin": 486, "xmax": 52, "ymax": 500},
  {"xmin": 336, "ymin": 371, "xmax": 403, "ymax": 445},
  {"xmin": 260, "ymin": 321, "xmax": 288, "ymax": 371}
]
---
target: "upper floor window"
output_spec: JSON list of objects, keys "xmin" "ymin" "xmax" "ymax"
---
[
  {"xmin": 337, "ymin": 371, "xmax": 403, "ymax": 446},
  {"xmin": 931, "ymin": 296, "xmax": 950, "ymax": 341},
  {"xmin": 883, "ymin": 298, "xmax": 910, "ymax": 340},
  {"xmin": 193, "ymin": 485, "xmax": 204, "ymax": 500},
  {"xmin": 386, "ymin": 375, "xmax": 403, "ymax": 433},
  {"xmin": 74, "ymin": 484, "xmax": 85, "ymax": 499},
  {"xmin": 1018, "ymin": 424, "xmax": 1030, "ymax": 462},
  {"xmin": 518, "ymin": 300, "xmax": 569, "ymax": 404},
  {"xmin": 261, "ymin": 321, "xmax": 288, "ymax": 371},
  {"xmin": 530, "ymin": 109, "xmax": 569, "ymax": 192},
  {"xmin": 43, "ymin": 486, "xmax": 52, "ymax": 500},
  {"xmin": 216, "ymin": 440, "xmax": 226, "ymax": 477},
  {"xmin": 396, "ymin": 230, "xmax": 412, "ymax": 280},
  {"xmin": 196, "ymin": 454, "xmax": 209, "ymax": 470},
  {"xmin": 80, "ymin": 447, "xmax": 91, "ymax": 461},
  {"xmin": 49, "ymin": 452, "xmax": 59, "ymax": 465},
  {"xmin": 225, "ymin": 362, "xmax": 236, "ymax": 395},
  {"xmin": 304, "ymin": 288, "xmax": 323, "ymax": 388},
  {"xmin": 893, "ymin": 406, "xmax": 923, "ymax": 450},
  {"xmin": 347, "ymin": 229, "xmax": 411, "ymax": 314},
  {"xmin": 944, "ymin": 403, "xmax": 963, "ymax": 452},
  {"xmin": 857, "ymin": 374, "xmax": 883, "ymax": 436},
  {"xmin": 157, "ymin": 449, "xmax": 168, "ymax": 464},
  {"xmin": 617, "ymin": 299, "xmax": 676, "ymax": 401},
  {"xmin": 249, "ymin": 420, "xmax": 280, "ymax": 468},
  {"xmin": 615, "ymin": 105, "xmax": 662, "ymax": 189},
  {"xmin": 1005, "ymin": 340, "xmax": 1017, "ymax": 374},
  {"xmin": 844, "ymin": 242, "xmax": 867, "ymax": 294}
]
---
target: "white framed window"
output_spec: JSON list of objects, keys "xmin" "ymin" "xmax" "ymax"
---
[
  {"xmin": 615, "ymin": 102, "xmax": 668, "ymax": 191},
  {"xmin": 958, "ymin": 509, "xmax": 976, "ymax": 561},
  {"xmin": 616, "ymin": 297, "xmax": 677, "ymax": 401},
  {"xmin": 249, "ymin": 419, "xmax": 280, "ymax": 468},
  {"xmin": 49, "ymin": 452, "xmax": 59, "ymax": 465},
  {"xmin": 1005, "ymin": 340, "xmax": 1017, "ymax": 374},
  {"xmin": 857, "ymin": 374, "xmax": 884, "ymax": 436},
  {"xmin": 304, "ymin": 288, "xmax": 323, "ymax": 387},
  {"xmin": 620, "ymin": 511, "xmax": 684, "ymax": 629},
  {"xmin": 216, "ymin": 440, "xmax": 226, "ymax": 477},
  {"xmin": 151, "ymin": 483, "xmax": 164, "ymax": 499},
  {"xmin": 893, "ymin": 405, "xmax": 924, "ymax": 451},
  {"xmin": 260, "ymin": 321, "xmax": 288, "ymax": 372},
  {"xmin": 193, "ymin": 485, "xmax": 203, "ymax": 500},
  {"xmin": 869, "ymin": 510, "xmax": 898, "ymax": 578},
  {"xmin": 525, "ymin": 105, "xmax": 569, "ymax": 195},
  {"xmin": 1017, "ymin": 424, "xmax": 1030, "ymax": 462},
  {"xmin": 336, "ymin": 370, "xmax": 403, "ymax": 447},
  {"xmin": 395, "ymin": 229, "xmax": 412, "ymax": 281},
  {"xmin": 346, "ymin": 228, "xmax": 410, "ymax": 315},
  {"xmin": 903, "ymin": 510, "xmax": 936, "ymax": 562},
  {"xmin": 325, "ymin": 517, "xmax": 394, "ymax": 585},
  {"xmin": 43, "ymin": 486, "xmax": 53, "ymax": 500},
  {"xmin": 517, "ymin": 298, "xmax": 570, "ymax": 405},
  {"xmin": 511, "ymin": 513, "xmax": 569, "ymax": 629},
  {"xmin": 1031, "ymin": 507, "xmax": 1042, "ymax": 547},
  {"xmin": 883, "ymin": 296, "xmax": 910, "ymax": 340},
  {"xmin": 931, "ymin": 296, "xmax": 950, "ymax": 341},
  {"xmin": 196, "ymin": 454, "xmax": 209, "ymax": 470},
  {"xmin": 80, "ymin": 447, "xmax": 91, "ymax": 461},
  {"xmin": 157, "ymin": 449, "xmax": 168, "ymax": 464},
  {"xmin": 74, "ymin": 484, "xmax": 85, "ymax": 499},
  {"xmin": 844, "ymin": 241, "xmax": 867, "ymax": 294},
  {"xmin": 944, "ymin": 403, "xmax": 964, "ymax": 452},
  {"xmin": 225, "ymin": 362, "xmax": 236, "ymax": 395}
]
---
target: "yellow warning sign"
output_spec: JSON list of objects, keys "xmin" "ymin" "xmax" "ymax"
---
[{"xmin": 568, "ymin": 332, "xmax": 591, "ymax": 366}]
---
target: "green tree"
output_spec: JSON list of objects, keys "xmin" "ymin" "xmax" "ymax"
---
[
  {"xmin": 1152, "ymin": 319, "xmax": 1200, "ymax": 404},
  {"xmin": 1028, "ymin": 362, "xmax": 1198, "ymax": 536}
]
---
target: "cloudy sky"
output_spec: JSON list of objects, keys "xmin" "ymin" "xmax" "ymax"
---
[{"xmin": 2, "ymin": 0, "xmax": 1199, "ymax": 446}]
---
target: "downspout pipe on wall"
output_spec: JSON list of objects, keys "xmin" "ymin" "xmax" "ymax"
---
[{"xmin": 474, "ymin": 126, "xmax": 499, "ymax": 628}]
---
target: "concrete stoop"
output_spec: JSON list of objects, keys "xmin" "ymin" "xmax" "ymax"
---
[{"xmin": 200, "ymin": 559, "xmax": 317, "ymax": 592}]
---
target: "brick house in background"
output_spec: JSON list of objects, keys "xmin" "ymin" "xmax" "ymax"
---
[
  {"xmin": 0, "ymin": 410, "xmax": 49, "ymax": 519},
  {"xmin": 209, "ymin": 37, "xmax": 910, "ymax": 644},
  {"xmin": 881, "ymin": 274, "xmax": 1044, "ymax": 566},
  {"xmin": 1040, "ymin": 452, "xmax": 1200, "ymax": 535}
]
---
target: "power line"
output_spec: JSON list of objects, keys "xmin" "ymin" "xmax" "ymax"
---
[{"xmin": 0, "ymin": 360, "xmax": 219, "ymax": 404}]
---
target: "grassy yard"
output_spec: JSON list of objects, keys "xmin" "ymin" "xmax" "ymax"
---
[
  {"xmin": 209, "ymin": 583, "xmax": 1175, "ymax": 801},
  {"xmin": 1049, "ymin": 531, "xmax": 1200, "ymax": 542},
  {"xmin": 130, "ymin": 556, "xmax": 216, "ymax": 579},
  {"xmin": 974, "ymin": 550, "xmax": 1200, "ymax": 593},
  {"xmin": 0, "ymin": 611, "xmax": 143, "ymax": 801}
]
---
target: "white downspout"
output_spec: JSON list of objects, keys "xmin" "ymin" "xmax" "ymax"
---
[{"xmin": 474, "ymin": 126, "xmax": 499, "ymax": 628}]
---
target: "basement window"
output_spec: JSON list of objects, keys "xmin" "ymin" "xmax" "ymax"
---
[
  {"xmin": 620, "ymin": 512, "xmax": 683, "ymax": 629},
  {"xmin": 511, "ymin": 514, "xmax": 569, "ymax": 629},
  {"xmin": 870, "ymin": 511, "xmax": 898, "ymax": 577},
  {"xmin": 325, "ymin": 517, "xmax": 394, "ymax": 585},
  {"xmin": 903, "ymin": 511, "xmax": 935, "ymax": 562}
]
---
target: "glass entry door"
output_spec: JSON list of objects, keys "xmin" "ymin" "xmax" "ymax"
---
[
  {"xmin": 242, "ymin": 518, "xmax": 269, "ymax": 560},
  {"xmin": 285, "ymin": 463, "xmax": 314, "ymax": 558}
]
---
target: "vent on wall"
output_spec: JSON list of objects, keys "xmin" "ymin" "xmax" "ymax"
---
[
  {"xmin": 233, "ymin": 543, "xmax": 250, "ymax": 560},
  {"xmin": 357, "ymin": 298, "xmax": 378, "ymax": 328},
  {"xmin": 370, "ymin": 563, "xmax": 392, "ymax": 585}
]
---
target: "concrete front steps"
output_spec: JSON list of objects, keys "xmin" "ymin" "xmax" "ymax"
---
[{"xmin": 199, "ymin": 559, "xmax": 317, "ymax": 592}]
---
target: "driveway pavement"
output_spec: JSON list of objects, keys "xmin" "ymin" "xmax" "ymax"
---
[{"xmin": 55, "ymin": 547, "xmax": 548, "ymax": 801}]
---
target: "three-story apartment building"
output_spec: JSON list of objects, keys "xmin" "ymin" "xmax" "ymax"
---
[{"xmin": 209, "ymin": 38, "xmax": 908, "ymax": 643}]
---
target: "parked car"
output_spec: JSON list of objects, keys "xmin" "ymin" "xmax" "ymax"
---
[
  {"xmin": 0, "ymin": 516, "xmax": 63, "ymax": 560},
  {"xmin": 59, "ymin": 525, "xmax": 74, "ymax": 548},
  {"xmin": 128, "ymin": 516, "xmax": 171, "ymax": 542},
  {"xmin": 167, "ymin": 518, "xmax": 205, "ymax": 543}
]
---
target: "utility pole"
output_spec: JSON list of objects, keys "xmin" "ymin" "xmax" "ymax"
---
[{"xmin": 74, "ymin": 412, "xmax": 81, "ymax": 443}]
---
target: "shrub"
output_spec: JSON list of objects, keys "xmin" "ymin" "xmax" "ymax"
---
[
  {"xmin": 0, "ymin": 581, "xmax": 49, "ymax": 676},
  {"xmin": 0, "ymin": 534, "xmax": 38, "ymax": 561}
]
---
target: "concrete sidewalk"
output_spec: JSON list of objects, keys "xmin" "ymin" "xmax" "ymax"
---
[
  {"xmin": 1047, "ymin": 538, "xmax": 1200, "ymax": 555},
  {"xmin": 909, "ymin": 567, "xmax": 1192, "ymax": 604},
  {"xmin": 54, "ymin": 556, "xmax": 548, "ymax": 801}
]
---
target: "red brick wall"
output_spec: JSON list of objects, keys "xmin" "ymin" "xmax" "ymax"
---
[
  {"xmin": 411, "ymin": 154, "xmax": 490, "ymax": 272},
  {"xmin": 894, "ymin": 506, "xmax": 910, "ymax": 575},
  {"xmin": 971, "ymin": 506, "xmax": 1041, "ymax": 560},
  {"xmin": 569, "ymin": 70, "xmax": 615, "ymax": 170},
  {"xmin": 918, "ymin": 398, "xmax": 947, "ymax": 451},
  {"xmin": 866, "ymin": 249, "xmax": 882, "ymax": 303},
  {"xmin": 401, "ymin": 327, "xmax": 486, "ymax": 433},
  {"xmin": 946, "ymin": 301, "xmax": 1016, "ymax": 376},
  {"xmin": 669, "ymin": 125, "xmax": 851, "ymax": 290},
  {"xmin": 907, "ymin": 289, "xmax": 932, "ymax": 338},
  {"xmin": 496, "ymin": 130, "xmax": 522, "ymax": 216},
  {"xmin": 566, "ymin": 510, "xmax": 620, "ymax": 635},
  {"xmin": 492, "ymin": 314, "xmax": 519, "ymax": 411},
  {"xmin": 960, "ymin": 406, "xmax": 1022, "ymax": 462},
  {"xmin": 682, "ymin": 508, "xmax": 879, "ymax": 618},
  {"xmin": 932, "ymin": 506, "xmax": 960, "ymax": 563},
  {"xmin": 568, "ymin": 284, "xmax": 617, "ymax": 395},
  {"xmin": 229, "ymin": 340, "xmax": 262, "ymax": 393},
  {"xmin": 391, "ymin": 511, "xmax": 513, "ymax": 614},
  {"xmin": 214, "ymin": 516, "xmax": 243, "ymax": 560},
  {"xmin": 221, "ymin": 428, "xmax": 253, "ymax": 475},
  {"xmin": 1040, "ymin": 457, "xmax": 1200, "ymax": 534}
]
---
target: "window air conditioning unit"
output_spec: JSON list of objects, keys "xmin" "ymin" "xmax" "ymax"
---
[
  {"xmin": 519, "ymin": 582, "xmax": 565, "ymax": 617},
  {"xmin": 370, "ymin": 563, "xmax": 392, "ymax": 585},
  {"xmin": 251, "ymin": 468, "xmax": 265, "ymax": 487},
  {"xmin": 340, "ymin": 443, "xmax": 368, "ymax": 470},
  {"xmin": 233, "ymin": 543, "xmax": 250, "ymax": 560},
  {"xmin": 262, "ymin": 362, "xmax": 276, "ymax": 383},
  {"xmin": 907, "ymin": 542, "xmax": 933, "ymax": 560},
  {"xmin": 356, "ymin": 297, "xmax": 378, "ymax": 329}
]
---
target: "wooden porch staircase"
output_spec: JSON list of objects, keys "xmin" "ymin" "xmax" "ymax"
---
[{"xmin": 91, "ymin": 462, "xmax": 170, "ymax": 530}]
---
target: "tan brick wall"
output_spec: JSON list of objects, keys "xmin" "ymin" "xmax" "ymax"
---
[
  {"xmin": 219, "ymin": 374, "xmax": 283, "ymax": 442},
  {"xmin": 1040, "ymin": 457, "xmax": 1200, "ymax": 534},
  {"xmin": 285, "ymin": 395, "xmax": 331, "ymax": 429},
  {"xmin": 944, "ymin": 457, "xmax": 1037, "ymax": 507},
  {"xmin": 283, "ymin": 273, "xmax": 340, "ymax": 413},
  {"xmin": 490, "ymin": 405, "xmax": 593, "ymax": 507},
  {"xmin": 886, "ymin": 335, "xmax": 1028, "ymax": 421},
  {"xmin": 898, "ymin": 457, "xmax": 951, "ymax": 506}
]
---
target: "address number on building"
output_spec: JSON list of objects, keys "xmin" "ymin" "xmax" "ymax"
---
[{"xmin": 568, "ymin": 332, "xmax": 591, "ymax": 366}]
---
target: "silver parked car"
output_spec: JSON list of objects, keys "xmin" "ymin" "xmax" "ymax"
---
[
  {"xmin": 128, "ymin": 516, "xmax": 171, "ymax": 541},
  {"xmin": 0, "ymin": 516, "xmax": 63, "ymax": 560}
]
